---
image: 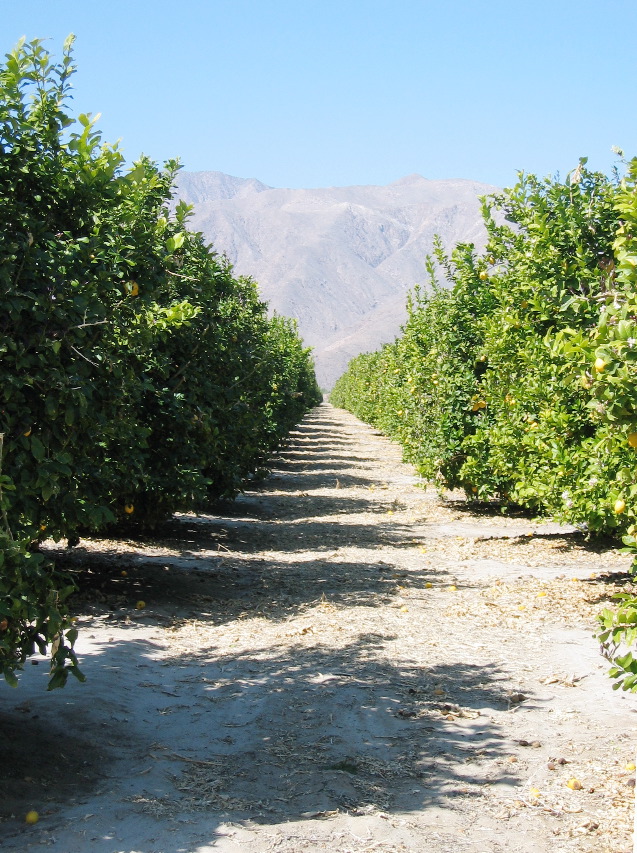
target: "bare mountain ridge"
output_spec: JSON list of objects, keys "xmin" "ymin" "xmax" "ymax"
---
[{"xmin": 174, "ymin": 171, "xmax": 497, "ymax": 387}]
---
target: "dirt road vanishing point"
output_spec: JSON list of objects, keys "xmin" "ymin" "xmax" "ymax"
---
[{"xmin": 2, "ymin": 403, "xmax": 636, "ymax": 853}]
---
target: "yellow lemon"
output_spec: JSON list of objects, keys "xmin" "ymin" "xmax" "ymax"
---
[
  {"xmin": 566, "ymin": 778, "xmax": 582, "ymax": 790},
  {"xmin": 121, "ymin": 570, "xmax": 128, "ymax": 577},
  {"xmin": 614, "ymin": 498, "xmax": 626, "ymax": 514},
  {"xmin": 124, "ymin": 503, "xmax": 135, "ymax": 515},
  {"xmin": 25, "ymin": 811, "xmax": 39, "ymax": 825},
  {"xmin": 628, "ymin": 432, "xmax": 637, "ymax": 448},
  {"xmin": 594, "ymin": 357, "xmax": 606, "ymax": 372},
  {"xmin": 625, "ymin": 762, "xmax": 636, "ymax": 771},
  {"xmin": 425, "ymin": 582, "xmax": 433, "ymax": 589},
  {"xmin": 135, "ymin": 600, "xmax": 146, "ymax": 610}
]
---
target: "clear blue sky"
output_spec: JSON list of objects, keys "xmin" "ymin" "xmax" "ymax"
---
[{"xmin": 2, "ymin": 0, "xmax": 635, "ymax": 189}]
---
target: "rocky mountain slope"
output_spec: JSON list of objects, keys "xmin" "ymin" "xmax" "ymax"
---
[{"xmin": 174, "ymin": 171, "xmax": 497, "ymax": 387}]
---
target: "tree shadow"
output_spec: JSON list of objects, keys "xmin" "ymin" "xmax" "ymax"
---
[
  {"xmin": 275, "ymin": 449, "xmax": 380, "ymax": 464},
  {"xmin": 270, "ymin": 460, "xmax": 376, "ymax": 472},
  {"xmin": 4, "ymin": 403, "xmax": 529, "ymax": 846},
  {"xmin": 0, "ymin": 702, "xmax": 113, "ymax": 824},
  {"xmin": 278, "ymin": 437, "xmax": 359, "ymax": 448},
  {"xmin": 148, "ymin": 638, "xmax": 522, "ymax": 822},
  {"xmin": 262, "ymin": 471, "xmax": 379, "ymax": 490},
  {"xmin": 502, "ymin": 530, "xmax": 623, "ymax": 554},
  {"xmin": 53, "ymin": 546, "xmax": 450, "ymax": 629},
  {"xmin": 449, "ymin": 499, "xmax": 545, "ymax": 521},
  {"xmin": 0, "ymin": 626, "xmax": 524, "ymax": 848}
]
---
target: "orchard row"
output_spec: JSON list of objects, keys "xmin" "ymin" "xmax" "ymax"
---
[
  {"xmin": 0, "ymin": 38, "xmax": 321, "ymax": 687},
  {"xmin": 332, "ymin": 158, "xmax": 637, "ymax": 689}
]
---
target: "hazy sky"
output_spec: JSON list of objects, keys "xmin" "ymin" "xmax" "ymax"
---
[{"xmin": 2, "ymin": 1, "xmax": 635, "ymax": 189}]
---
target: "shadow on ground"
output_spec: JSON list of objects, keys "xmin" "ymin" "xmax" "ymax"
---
[
  {"xmin": 1, "ymin": 626, "xmax": 521, "ymax": 846},
  {"xmin": 3, "ymin": 405, "xmax": 625, "ymax": 850}
]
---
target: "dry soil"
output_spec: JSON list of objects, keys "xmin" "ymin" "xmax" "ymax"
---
[{"xmin": 1, "ymin": 403, "xmax": 636, "ymax": 853}]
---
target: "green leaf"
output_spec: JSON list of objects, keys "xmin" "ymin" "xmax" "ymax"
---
[
  {"xmin": 30, "ymin": 436, "xmax": 46, "ymax": 462},
  {"xmin": 47, "ymin": 669, "xmax": 68, "ymax": 691},
  {"xmin": 3, "ymin": 667, "xmax": 19, "ymax": 688}
]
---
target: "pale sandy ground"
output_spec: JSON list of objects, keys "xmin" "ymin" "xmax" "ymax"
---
[{"xmin": 1, "ymin": 403, "xmax": 636, "ymax": 853}]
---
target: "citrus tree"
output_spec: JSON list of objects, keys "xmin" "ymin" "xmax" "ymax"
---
[
  {"xmin": 0, "ymin": 36, "xmax": 320, "ymax": 687},
  {"xmin": 333, "ymin": 159, "xmax": 637, "ymax": 689}
]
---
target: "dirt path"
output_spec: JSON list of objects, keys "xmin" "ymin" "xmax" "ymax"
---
[{"xmin": 2, "ymin": 403, "xmax": 636, "ymax": 852}]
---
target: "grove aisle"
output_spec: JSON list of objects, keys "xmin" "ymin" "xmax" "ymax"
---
[{"xmin": 2, "ymin": 403, "xmax": 635, "ymax": 853}]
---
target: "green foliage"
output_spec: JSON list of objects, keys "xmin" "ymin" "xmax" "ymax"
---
[
  {"xmin": 0, "ymin": 37, "xmax": 320, "ymax": 685},
  {"xmin": 332, "ymin": 245, "xmax": 496, "ymax": 487},
  {"xmin": 599, "ymin": 598, "xmax": 637, "ymax": 691},
  {"xmin": 0, "ymin": 534, "xmax": 82, "ymax": 690},
  {"xmin": 333, "ymin": 158, "xmax": 637, "ymax": 689},
  {"xmin": 0, "ymin": 434, "xmax": 82, "ymax": 689}
]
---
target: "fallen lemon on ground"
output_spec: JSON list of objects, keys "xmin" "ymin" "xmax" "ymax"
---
[
  {"xmin": 448, "ymin": 585, "xmax": 457, "ymax": 591},
  {"xmin": 566, "ymin": 778, "xmax": 583, "ymax": 790},
  {"xmin": 625, "ymin": 762, "xmax": 636, "ymax": 771},
  {"xmin": 135, "ymin": 600, "xmax": 146, "ymax": 610},
  {"xmin": 425, "ymin": 582, "xmax": 433, "ymax": 588},
  {"xmin": 25, "ymin": 811, "xmax": 39, "ymax": 825},
  {"xmin": 529, "ymin": 787, "xmax": 541, "ymax": 799}
]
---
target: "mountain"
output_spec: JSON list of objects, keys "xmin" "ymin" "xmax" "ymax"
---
[{"xmin": 173, "ymin": 171, "xmax": 497, "ymax": 388}]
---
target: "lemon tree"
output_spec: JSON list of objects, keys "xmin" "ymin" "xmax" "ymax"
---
[
  {"xmin": 0, "ymin": 37, "xmax": 320, "ymax": 686},
  {"xmin": 333, "ymin": 159, "xmax": 637, "ymax": 689}
]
